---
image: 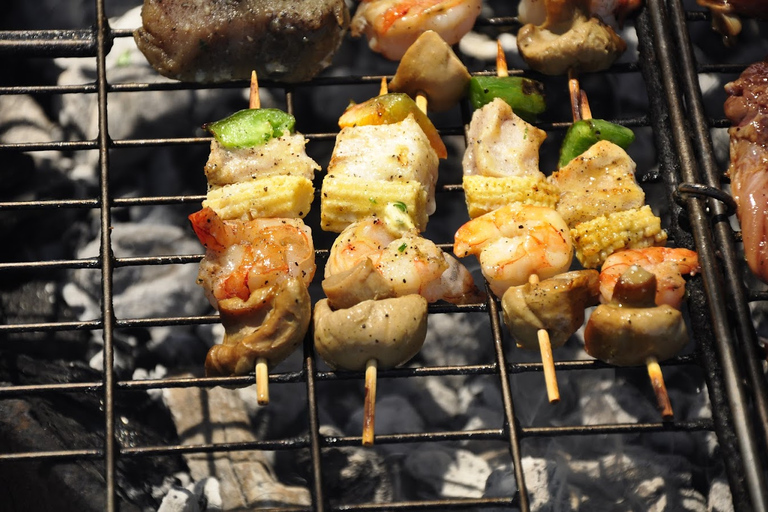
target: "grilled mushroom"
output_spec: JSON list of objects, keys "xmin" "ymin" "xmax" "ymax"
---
[
  {"xmin": 313, "ymin": 295, "xmax": 428, "ymax": 371},
  {"xmin": 501, "ymin": 270, "xmax": 600, "ymax": 350},
  {"xmin": 517, "ymin": 0, "xmax": 626, "ymax": 75},
  {"xmin": 388, "ymin": 30, "xmax": 471, "ymax": 112},
  {"xmin": 584, "ymin": 266, "xmax": 688, "ymax": 366}
]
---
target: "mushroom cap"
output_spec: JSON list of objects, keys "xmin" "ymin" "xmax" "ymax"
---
[
  {"xmin": 388, "ymin": 30, "xmax": 471, "ymax": 112},
  {"xmin": 205, "ymin": 277, "xmax": 312, "ymax": 377},
  {"xmin": 313, "ymin": 295, "xmax": 428, "ymax": 371},
  {"xmin": 501, "ymin": 270, "xmax": 599, "ymax": 350},
  {"xmin": 584, "ymin": 304, "xmax": 688, "ymax": 366}
]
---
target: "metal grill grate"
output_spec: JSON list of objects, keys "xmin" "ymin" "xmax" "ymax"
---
[{"xmin": 0, "ymin": 0, "xmax": 767, "ymax": 511}]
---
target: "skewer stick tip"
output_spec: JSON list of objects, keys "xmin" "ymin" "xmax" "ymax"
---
[
  {"xmin": 249, "ymin": 70, "xmax": 260, "ymax": 110},
  {"xmin": 379, "ymin": 77, "xmax": 388, "ymax": 96},
  {"xmin": 528, "ymin": 274, "xmax": 560, "ymax": 403},
  {"xmin": 362, "ymin": 358, "xmax": 378, "ymax": 446},
  {"xmin": 256, "ymin": 357, "xmax": 269, "ymax": 405},
  {"xmin": 415, "ymin": 92, "xmax": 428, "ymax": 114},
  {"xmin": 496, "ymin": 40, "xmax": 509, "ymax": 78},
  {"xmin": 646, "ymin": 357, "xmax": 673, "ymax": 420}
]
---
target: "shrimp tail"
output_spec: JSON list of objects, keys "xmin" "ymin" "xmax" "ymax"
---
[{"xmin": 189, "ymin": 207, "xmax": 233, "ymax": 252}]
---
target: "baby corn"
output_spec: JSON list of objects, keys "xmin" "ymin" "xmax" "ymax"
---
[
  {"xmin": 571, "ymin": 205, "xmax": 668, "ymax": 268},
  {"xmin": 320, "ymin": 174, "xmax": 428, "ymax": 233},
  {"xmin": 463, "ymin": 175, "xmax": 560, "ymax": 218},
  {"xmin": 203, "ymin": 175, "xmax": 314, "ymax": 221}
]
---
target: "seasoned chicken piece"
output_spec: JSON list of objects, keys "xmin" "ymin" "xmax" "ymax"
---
[
  {"xmin": 517, "ymin": 0, "xmax": 626, "ymax": 75},
  {"xmin": 134, "ymin": 0, "xmax": 349, "ymax": 83},
  {"xmin": 463, "ymin": 97, "xmax": 548, "ymax": 179},
  {"xmin": 501, "ymin": 270, "xmax": 600, "ymax": 350},
  {"xmin": 204, "ymin": 134, "xmax": 320, "ymax": 189},
  {"xmin": 313, "ymin": 295, "xmax": 429, "ymax": 371},
  {"xmin": 327, "ymin": 115, "xmax": 439, "ymax": 215},
  {"xmin": 388, "ymin": 30, "xmax": 471, "ymax": 112},
  {"xmin": 549, "ymin": 140, "xmax": 645, "ymax": 227}
]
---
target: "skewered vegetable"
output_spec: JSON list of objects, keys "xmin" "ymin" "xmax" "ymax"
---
[
  {"xmin": 388, "ymin": 30, "xmax": 471, "ymax": 112},
  {"xmin": 517, "ymin": 0, "xmax": 627, "ymax": 75},
  {"xmin": 558, "ymin": 118, "xmax": 635, "ymax": 168},
  {"xmin": 468, "ymin": 76, "xmax": 546, "ymax": 123}
]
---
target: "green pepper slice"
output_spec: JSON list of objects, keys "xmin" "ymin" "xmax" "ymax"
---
[
  {"xmin": 468, "ymin": 76, "xmax": 546, "ymax": 123},
  {"xmin": 558, "ymin": 119, "xmax": 635, "ymax": 168},
  {"xmin": 338, "ymin": 93, "xmax": 447, "ymax": 159},
  {"xmin": 205, "ymin": 108, "xmax": 296, "ymax": 149}
]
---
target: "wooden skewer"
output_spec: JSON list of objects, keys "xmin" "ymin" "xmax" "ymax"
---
[
  {"xmin": 415, "ymin": 93, "xmax": 428, "ymax": 113},
  {"xmin": 568, "ymin": 70, "xmax": 592, "ymax": 122},
  {"xmin": 249, "ymin": 71, "xmax": 269, "ymax": 405},
  {"xmin": 528, "ymin": 274, "xmax": 560, "ymax": 403},
  {"xmin": 249, "ymin": 70, "xmax": 261, "ymax": 109},
  {"xmin": 256, "ymin": 357, "xmax": 270, "ymax": 405},
  {"xmin": 379, "ymin": 76, "xmax": 388, "ymax": 96},
  {"xmin": 646, "ymin": 356, "xmax": 674, "ymax": 420},
  {"xmin": 362, "ymin": 358, "xmax": 378, "ymax": 446},
  {"xmin": 496, "ymin": 40, "xmax": 509, "ymax": 78}
]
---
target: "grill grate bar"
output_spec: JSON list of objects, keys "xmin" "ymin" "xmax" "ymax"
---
[
  {"xmin": 644, "ymin": 0, "xmax": 768, "ymax": 509},
  {"xmin": 0, "ymin": 1, "xmax": 763, "ymax": 510}
]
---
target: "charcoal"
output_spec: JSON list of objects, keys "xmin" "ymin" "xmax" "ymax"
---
[{"xmin": 0, "ymin": 355, "xmax": 185, "ymax": 512}]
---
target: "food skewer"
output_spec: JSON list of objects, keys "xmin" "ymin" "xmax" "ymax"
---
[{"xmin": 565, "ymin": 77, "xmax": 675, "ymax": 419}]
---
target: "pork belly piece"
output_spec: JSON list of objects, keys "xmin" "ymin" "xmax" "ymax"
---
[
  {"xmin": 134, "ymin": 0, "xmax": 349, "ymax": 83},
  {"xmin": 204, "ymin": 133, "xmax": 320, "ymax": 189},
  {"xmin": 462, "ymin": 97, "xmax": 548, "ymax": 178},
  {"xmin": 724, "ymin": 58, "xmax": 768, "ymax": 283},
  {"xmin": 327, "ymin": 115, "xmax": 439, "ymax": 215},
  {"xmin": 549, "ymin": 140, "xmax": 645, "ymax": 227}
]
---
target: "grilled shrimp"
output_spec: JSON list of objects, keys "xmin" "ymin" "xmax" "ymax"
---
[
  {"xmin": 350, "ymin": 0, "xmax": 482, "ymax": 60},
  {"xmin": 453, "ymin": 203, "xmax": 573, "ymax": 296},
  {"xmin": 326, "ymin": 216, "xmax": 483, "ymax": 304},
  {"xmin": 190, "ymin": 207, "xmax": 316, "ymax": 307},
  {"xmin": 599, "ymin": 247, "xmax": 700, "ymax": 309}
]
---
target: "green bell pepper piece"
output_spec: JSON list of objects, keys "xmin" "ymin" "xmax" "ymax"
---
[
  {"xmin": 205, "ymin": 108, "xmax": 296, "ymax": 149},
  {"xmin": 558, "ymin": 119, "xmax": 635, "ymax": 168},
  {"xmin": 468, "ymin": 76, "xmax": 546, "ymax": 122}
]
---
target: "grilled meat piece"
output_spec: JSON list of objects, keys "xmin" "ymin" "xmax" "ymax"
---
[
  {"xmin": 134, "ymin": 0, "xmax": 350, "ymax": 83},
  {"xmin": 724, "ymin": 58, "xmax": 768, "ymax": 283},
  {"xmin": 549, "ymin": 140, "xmax": 645, "ymax": 228}
]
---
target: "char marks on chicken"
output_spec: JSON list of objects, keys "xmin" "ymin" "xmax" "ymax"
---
[
  {"xmin": 724, "ymin": 57, "xmax": 768, "ymax": 283},
  {"xmin": 135, "ymin": 0, "xmax": 350, "ymax": 83}
]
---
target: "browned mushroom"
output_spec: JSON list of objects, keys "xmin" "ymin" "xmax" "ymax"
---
[
  {"xmin": 501, "ymin": 269, "xmax": 600, "ymax": 351},
  {"xmin": 516, "ymin": 0, "xmax": 627, "ymax": 76},
  {"xmin": 388, "ymin": 30, "xmax": 471, "ymax": 112}
]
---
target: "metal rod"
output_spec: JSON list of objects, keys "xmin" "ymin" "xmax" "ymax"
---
[
  {"xmin": 645, "ymin": 0, "xmax": 768, "ymax": 509},
  {"xmin": 94, "ymin": 0, "xmax": 117, "ymax": 509}
]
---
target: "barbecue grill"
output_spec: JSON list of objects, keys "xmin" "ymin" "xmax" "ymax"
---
[{"xmin": 1, "ymin": 0, "xmax": 767, "ymax": 510}]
